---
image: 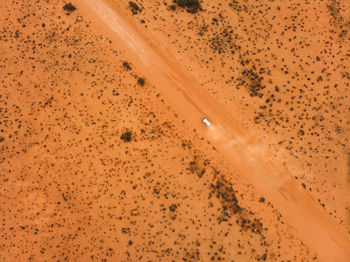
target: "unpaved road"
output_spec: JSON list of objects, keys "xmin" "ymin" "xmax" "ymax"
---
[{"xmin": 77, "ymin": 1, "xmax": 350, "ymax": 261}]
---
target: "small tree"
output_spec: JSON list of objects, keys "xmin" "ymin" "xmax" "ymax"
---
[
  {"xmin": 63, "ymin": 3, "xmax": 76, "ymax": 12},
  {"xmin": 137, "ymin": 77, "xmax": 145, "ymax": 86}
]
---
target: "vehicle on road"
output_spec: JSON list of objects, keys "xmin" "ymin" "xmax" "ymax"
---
[{"xmin": 202, "ymin": 117, "xmax": 212, "ymax": 127}]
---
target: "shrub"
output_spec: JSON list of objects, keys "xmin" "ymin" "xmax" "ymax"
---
[
  {"xmin": 173, "ymin": 0, "xmax": 201, "ymax": 13},
  {"xmin": 121, "ymin": 131, "xmax": 132, "ymax": 142},
  {"xmin": 137, "ymin": 77, "xmax": 145, "ymax": 86},
  {"xmin": 123, "ymin": 61, "xmax": 132, "ymax": 70},
  {"xmin": 63, "ymin": 3, "xmax": 76, "ymax": 12},
  {"xmin": 129, "ymin": 1, "xmax": 140, "ymax": 14}
]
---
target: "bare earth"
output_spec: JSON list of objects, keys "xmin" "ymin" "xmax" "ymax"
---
[{"xmin": 0, "ymin": 0, "xmax": 349, "ymax": 261}]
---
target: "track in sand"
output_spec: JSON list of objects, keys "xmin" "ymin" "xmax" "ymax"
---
[{"xmin": 77, "ymin": 1, "xmax": 350, "ymax": 261}]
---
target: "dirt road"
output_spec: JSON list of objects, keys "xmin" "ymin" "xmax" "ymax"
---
[{"xmin": 77, "ymin": 1, "xmax": 350, "ymax": 261}]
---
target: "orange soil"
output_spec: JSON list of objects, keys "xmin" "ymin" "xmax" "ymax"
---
[{"xmin": 0, "ymin": 0, "xmax": 349, "ymax": 261}]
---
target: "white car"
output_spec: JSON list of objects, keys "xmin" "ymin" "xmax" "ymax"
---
[{"xmin": 202, "ymin": 117, "xmax": 212, "ymax": 127}]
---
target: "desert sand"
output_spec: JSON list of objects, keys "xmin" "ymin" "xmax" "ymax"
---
[{"xmin": 0, "ymin": 0, "xmax": 349, "ymax": 261}]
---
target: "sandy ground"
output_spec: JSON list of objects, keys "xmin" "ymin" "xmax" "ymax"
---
[{"xmin": 0, "ymin": 0, "xmax": 349, "ymax": 261}]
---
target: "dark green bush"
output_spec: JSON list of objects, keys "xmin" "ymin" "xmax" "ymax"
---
[
  {"xmin": 63, "ymin": 3, "xmax": 76, "ymax": 12},
  {"xmin": 169, "ymin": 4, "xmax": 177, "ymax": 11},
  {"xmin": 123, "ymin": 61, "xmax": 132, "ymax": 70},
  {"xmin": 173, "ymin": 0, "xmax": 201, "ymax": 13},
  {"xmin": 137, "ymin": 77, "xmax": 145, "ymax": 86},
  {"xmin": 121, "ymin": 131, "xmax": 132, "ymax": 142},
  {"xmin": 129, "ymin": 1, "xmax": 140, "ymax": 14}
]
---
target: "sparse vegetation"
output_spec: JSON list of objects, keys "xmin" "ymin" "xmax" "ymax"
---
[
  {"xmin": 1, "ymin": 0, "xmax": 348, "ymax": 260},
  {"xmin": 169, "ymin": 4, "xmax": 177, "ymax": 11},
  {"xmin": 128, "ymin": 1, "xmax": 140, "ymax": 15},
  {"xmin": 188, "ymin": 160, "xmax": 205, "ymax": 178},
  {"xmin": 238, "ymin": 68, "xmax": 265, "ymax": 97}
]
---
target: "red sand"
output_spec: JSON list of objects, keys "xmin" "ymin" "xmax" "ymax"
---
[{"xmin": 1, "ymin": 0, "xmax": 349, "ymax": 261}]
